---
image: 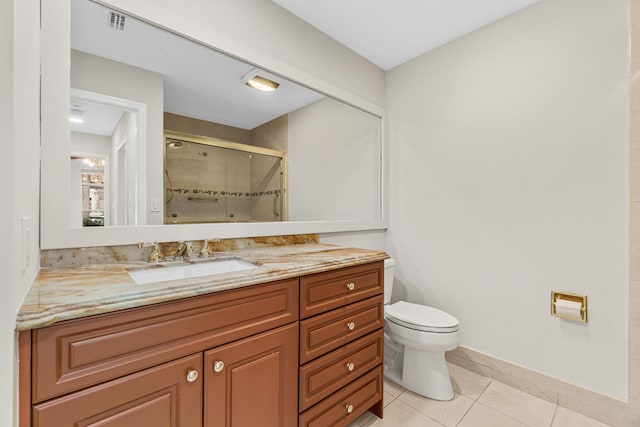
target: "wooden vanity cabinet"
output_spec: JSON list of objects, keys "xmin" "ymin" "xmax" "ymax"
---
[
  {"xmin": 21, "ymin": 261, "xmax": 385, "ymax": 427},
  {"xmin": 25, "ymin": 278, "xmax": 298, "ymax": 427}
]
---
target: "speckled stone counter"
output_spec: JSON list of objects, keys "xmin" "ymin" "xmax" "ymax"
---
[{"xmin": 17, "ymin": 242, "xmax": 388, "ymax": 331}]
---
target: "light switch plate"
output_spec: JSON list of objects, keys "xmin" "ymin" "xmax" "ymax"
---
[{"xmin": 151, "ymin": 197, "xmax": 161, "ymax": 212}]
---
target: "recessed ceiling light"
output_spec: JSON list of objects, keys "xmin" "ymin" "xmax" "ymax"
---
[{"xmin": 241, "ymin": 69, "xmax": 280, "ymax": 92}]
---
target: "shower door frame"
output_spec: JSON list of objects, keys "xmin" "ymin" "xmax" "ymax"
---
[{"xmin": 163, "ymin": 131, "xmax": 287, "ymax": 224}]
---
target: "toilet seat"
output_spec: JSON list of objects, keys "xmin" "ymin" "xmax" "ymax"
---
[{"xmin": 385, "ymin": 301, "xmax": 459, "ymax": 333}]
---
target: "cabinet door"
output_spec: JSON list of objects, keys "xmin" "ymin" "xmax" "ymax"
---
[
  {"xmin": 33, "ymin": 353, "xmax": 203, "ymax": 427},
  {"xmin": 204, "ymin": 323, "xmax": 298, "ymax": 427}
]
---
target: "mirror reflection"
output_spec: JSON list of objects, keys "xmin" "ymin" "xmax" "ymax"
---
[
  {"xmin": 164, "ymin": 133, "xmax": 286, "ymax": 224},
  {"xmin": 69, "ymin": 0, "xmax": 381, "ymax": 227}
]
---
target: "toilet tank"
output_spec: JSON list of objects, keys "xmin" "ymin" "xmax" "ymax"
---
[{"xmin": 384, "ymin": 258, "xmax": 395, "ymax": 305}]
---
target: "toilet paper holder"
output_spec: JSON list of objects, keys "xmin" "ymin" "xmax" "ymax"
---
[{"xmin": 550, "ymin": 291, "xmax": 588, "ymax": 323}]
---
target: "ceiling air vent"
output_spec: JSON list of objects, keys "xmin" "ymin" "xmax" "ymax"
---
[{"xmin": 107, "ymin": 10, "xmax": 126, "ymax": 31}]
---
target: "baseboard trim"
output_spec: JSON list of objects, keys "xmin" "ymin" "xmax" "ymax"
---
[{"xmin": 446, "ymin": 346, "xmax": 639, "ymax": 427}]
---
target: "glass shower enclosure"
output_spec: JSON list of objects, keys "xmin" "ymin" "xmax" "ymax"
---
[{"xmin": 164, "ymin": 132, "xmax": 286, "ymax": 223}]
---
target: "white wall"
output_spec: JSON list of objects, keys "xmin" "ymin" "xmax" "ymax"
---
[
  {"xmin": 386, "ymin": 0, "xmax": 628, "ymax": 398},
  {"xmin": 1, "ymin": 0, "xmax": 41, "ymax": 426},
  {"xmin": 71, "ymin": 50, "xmax": 164, "ymax": 225},
  {"xmin": 71, "ymin": 131, "xmax": 111, "ymax": 156},
  {"xmin": 320, "ymin": 230, "xmax": 387, "ymax": 252},
  {"xmin": 110, "ymin": 111, "xmax": 139, "ymax": 225},
  {"xmin": 289, "ymin": 97, "xmax": 382, "ymax": 221}
]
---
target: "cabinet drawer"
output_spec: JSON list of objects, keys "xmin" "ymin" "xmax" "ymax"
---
[
  {"xmin": 300, "ymin": 262, "xmax": 383, "ymax": 319},
  {"xmin": 299, "ymin": 330, "xmax": 383, "ymax": 411},
  {"xmin": 299, "ymin": 366, "xmax": 383, "ymax": 427},
  {"xmin": 32, "ymin": 278, "xmax": 298, "ymax": 403},
  {"xmin": 300, "ymin": 295, "xmax": 383, "ymax": 364},
  {"xmin": 33, "ymin": 353, "xmax": 203, "ymax": 427}
]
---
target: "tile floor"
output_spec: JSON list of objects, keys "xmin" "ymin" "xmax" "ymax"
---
[{"xmin": 348, "ymin": 363, "xmax": 610, "ymax": 427}]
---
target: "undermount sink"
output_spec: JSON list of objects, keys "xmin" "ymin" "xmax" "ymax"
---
[{"xmin": 128, "ymin": 258, "xmax": 259, "ymax": 285}]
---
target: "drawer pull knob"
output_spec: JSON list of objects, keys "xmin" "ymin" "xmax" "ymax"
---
[
  {"xmin": 347, "ymin": 322, "xmax": 355, "ymax": 331},
  {"xmin": 345, "ymin": 404, "xmax": 354, "ymax": 414},
  {"xmin": 346, "ymin": 362, "xmax": 355, "ymax": 372},
  {"xmin": 186, "ymin": 369, "xmax": 199, "ymax": 383},
  {"xmin": 213, "ymin": 360, "xmax": 225, "ymax": 373},
  {"xmin": 346, "ymin": 282, "xmax": 355, "ymax": 291}
]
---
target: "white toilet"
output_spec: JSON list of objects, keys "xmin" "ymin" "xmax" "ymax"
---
[{"xmin": 383, "ymin": 258, "xmax": 460, "ymax": 401}]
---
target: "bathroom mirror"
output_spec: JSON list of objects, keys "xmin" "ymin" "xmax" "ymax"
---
[{"xmin": 41, "ymin": 0, "xmax": 386, "ymax": 249}]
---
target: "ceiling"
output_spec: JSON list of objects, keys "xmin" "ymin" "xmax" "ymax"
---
[
  {"xmin": 70, "ymin": 0, "xmax": 323, "ymax": 132},
  {"xmin": 272, "ymin": 0, "xmax": 541, "ymax": 70}
]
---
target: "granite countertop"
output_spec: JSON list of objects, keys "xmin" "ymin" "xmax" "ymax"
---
[{"xmin": 17, "ymin": 243, "xmax": 388, "ymax": 331}]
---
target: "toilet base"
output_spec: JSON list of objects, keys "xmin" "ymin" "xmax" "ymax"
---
[{"xmin": 383, "ymin": 345, "xmax": 455, "ymax": 401}]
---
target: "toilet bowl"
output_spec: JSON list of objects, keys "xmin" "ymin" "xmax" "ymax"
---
[{"xmin": 383, "ymin": 259, "xmax": 460, "ymax": 401}]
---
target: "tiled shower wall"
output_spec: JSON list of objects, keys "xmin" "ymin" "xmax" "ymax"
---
[{"xmin": 164, "ymin": 113, "xmax": 286, "ymax": 223}]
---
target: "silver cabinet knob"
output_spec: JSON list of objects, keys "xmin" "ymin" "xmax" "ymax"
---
[
  {"xmin": 346, "ymin": 282, "xmax": 355, "ymax": 291},
  {"xmin": 347, "ymin": 322, "xmax": 355, "ymax": 331},
  {"xmin": 213, "ymin": 360, "xmax": 225, "ymax": 373},
  {"xmin": 186, "ymin": 369, "xmax": 199, "ymax": 383},
  {"xmin": 346, "ymin": 362, "xmax": 355, "ymax": 372},
  {"xmin": 345, "ymin": 404, "xmax": 354, "ymax": 414}
]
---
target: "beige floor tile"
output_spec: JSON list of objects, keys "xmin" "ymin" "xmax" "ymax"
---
[
  {"xmin": 364, "ymin": 399, "xmax": 444, "ymax": 426},
  {"xmin": 399, "ymin": 390, "xmax": 473, "ymax": 427},
  {"xmin": 459, "ymin": 403, "xmax": 527, "ymax": 427},
  {"xmin": 348, "ymin": 411, "xmax": 378, "ymax": 427},
  {"xmin": 384, "ymin": 378, "xmax": 405, "ymax": 398},
  {"xmin": 551, "ymin": 406, "xmax": 611, "ymax": 427},
  {"xmin": 384, "ymin": 391, "xmax": 396, "ymax": 407},
  {"xmin": 448, "ymin": 362, "xmax": 491, "ymax": 400},
  {"xmin": 478, "ymin": 381, "xmax": 556, "ymax": 427}
]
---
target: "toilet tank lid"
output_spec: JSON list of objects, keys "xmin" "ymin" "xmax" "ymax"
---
[{"xmin": 386, "ymin": 301, "xmax": 459, "ymax": 329}]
